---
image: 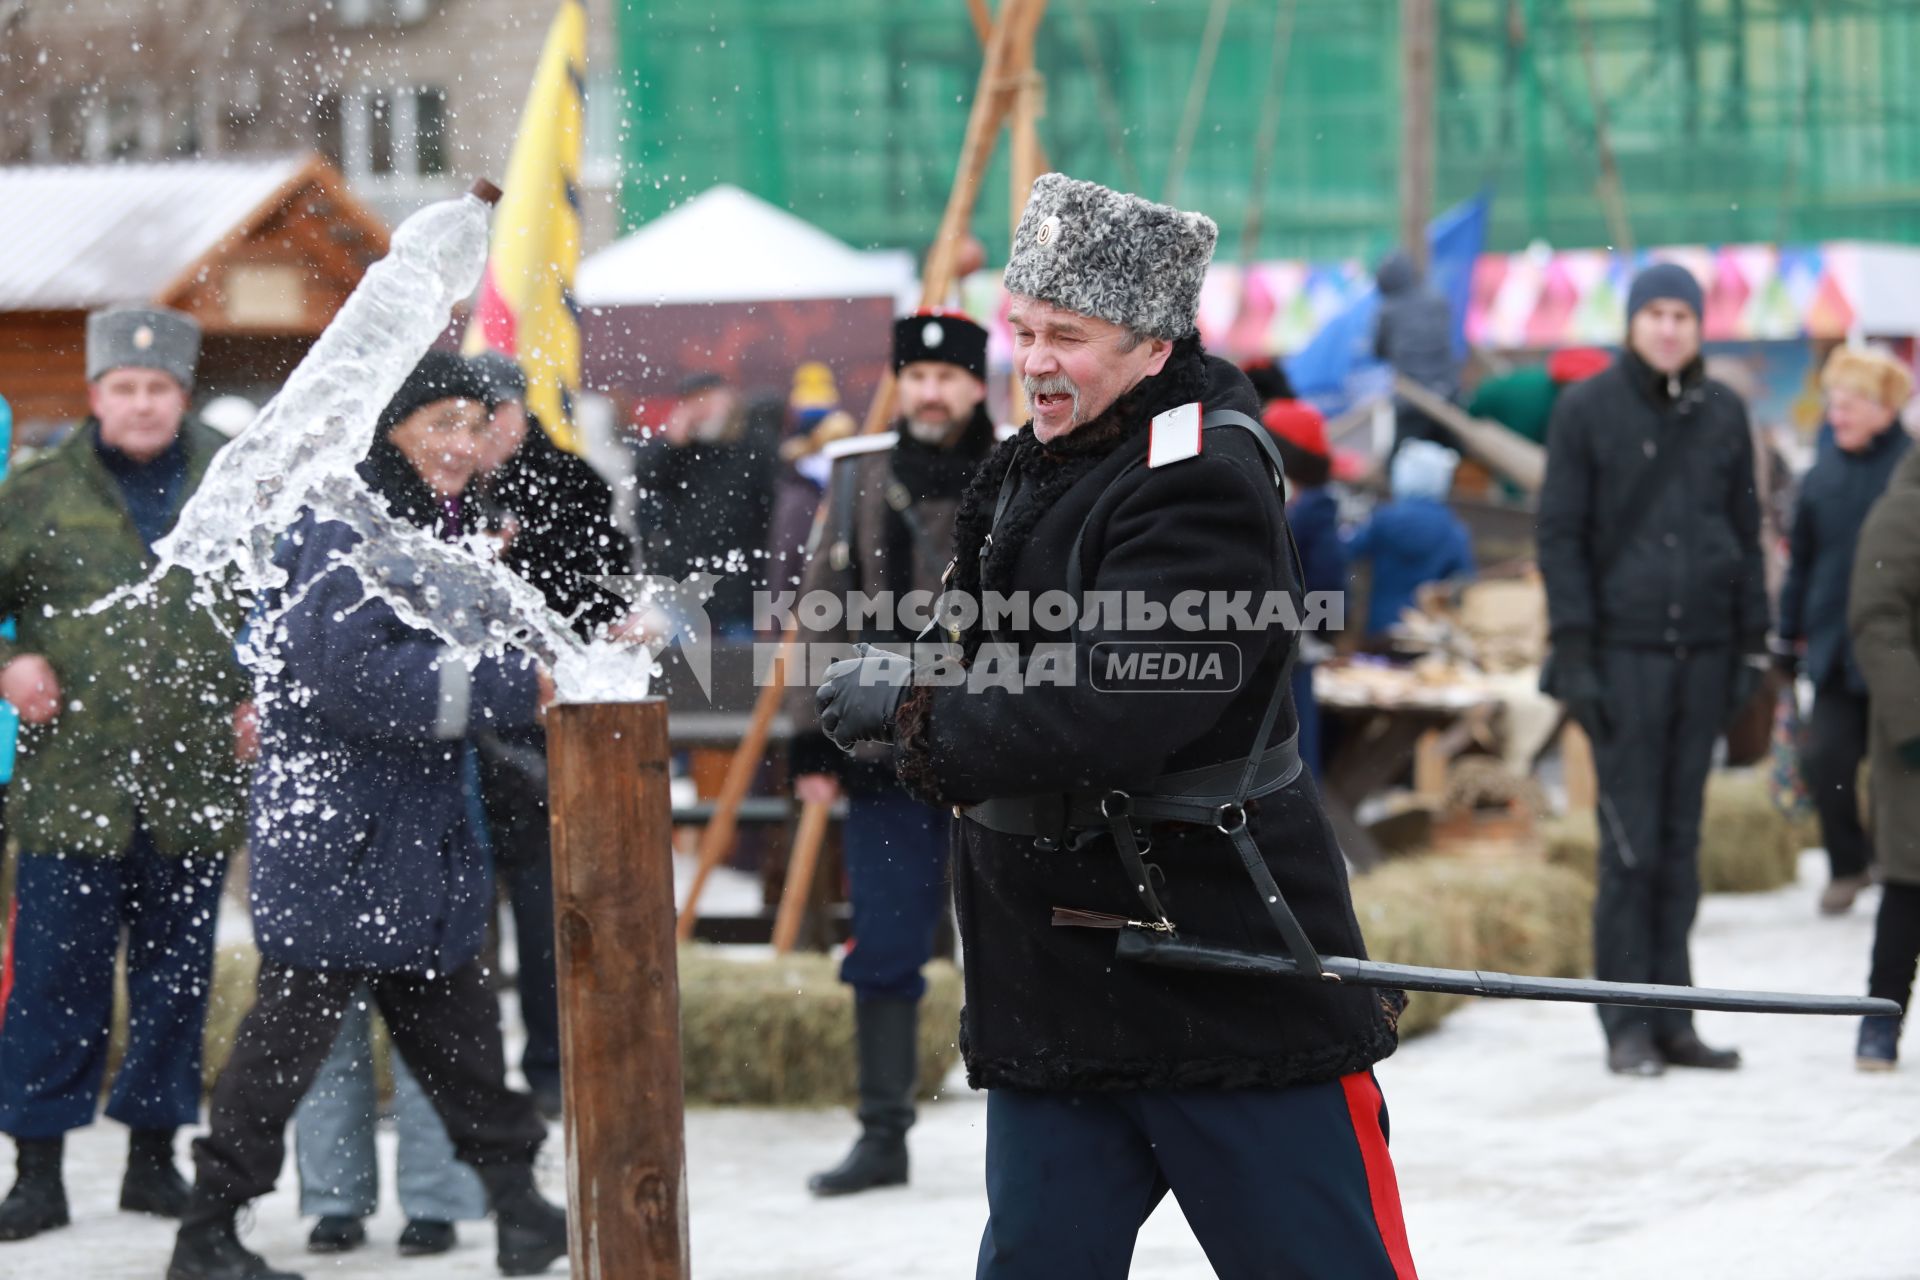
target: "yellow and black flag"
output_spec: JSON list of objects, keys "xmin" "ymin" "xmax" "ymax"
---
[{"xmin": 464, "ymin": 0, "xmax": 588, "ymax": 453}]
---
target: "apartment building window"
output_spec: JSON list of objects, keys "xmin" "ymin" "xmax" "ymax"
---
[
  {"xmin": 33, "ymin": 86, "xmax": 197, "ymax": 162},
  {"xmin": 333, "ymin": 0, "xmax": 436, "ymax": 27},
  {"xmin": 582, "ymin": 72, "xmax": 627, "ymax": 187},
  {"xmin": 314, "ymin": 86, "xmax": 450, "ymax": 182}
]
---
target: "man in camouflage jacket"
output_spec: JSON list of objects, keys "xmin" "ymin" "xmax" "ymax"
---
[{"xmin": 0, "ymin": 306, "xmax": 250, "ymax": 1243}]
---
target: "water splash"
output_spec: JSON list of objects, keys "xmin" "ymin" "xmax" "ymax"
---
[{"xmin": 94, "ymin": 186, "xmax": 657, "ymax": 702}]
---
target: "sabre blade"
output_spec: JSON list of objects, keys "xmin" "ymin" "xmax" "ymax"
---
[{"xmin": 1115, "ymin": 932, "xmax": 1901, "ymax": 1018}]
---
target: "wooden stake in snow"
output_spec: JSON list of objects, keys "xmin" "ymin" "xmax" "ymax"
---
[{"xmin": 548, "ymin": 699, "xmax": 688, "ymax": 1279}]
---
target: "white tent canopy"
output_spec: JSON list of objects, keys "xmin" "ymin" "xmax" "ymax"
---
[{"xmin": 577, "ymin": 184, "xmax": 916, "ymax": 307}]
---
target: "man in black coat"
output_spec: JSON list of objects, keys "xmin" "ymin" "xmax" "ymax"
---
[
  {"xmin": 787, "ymin": 313, "xmax": 995, "ymax": 1197},
  {"xmin": 816, "ymin": 174, "xmax": 1413, "ymax": 1280},
  {"xmin": 469, "ymin": 351, "xmax": 635, "ymax": 1118},
  {"xmin": 1538, "ymin": 263, "xmax": 1769, "ymax": 1077},
  {"xmin": 629, "ymin": 372, "xmax": 775, "ymax": 637}
]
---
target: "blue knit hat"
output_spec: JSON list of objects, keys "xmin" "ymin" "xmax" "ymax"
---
[{"xmin": 1626, "ymin": 262, "xmax": 1704, "ymax": 323}]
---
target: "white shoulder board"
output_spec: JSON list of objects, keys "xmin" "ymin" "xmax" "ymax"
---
[
  {"xmin": 821, "ymin": 431, "xmax": 899, "ymax": 462},
  {"xmin": 1147, "ymin": 401, "xmax": 1204, "ymax": 468}
]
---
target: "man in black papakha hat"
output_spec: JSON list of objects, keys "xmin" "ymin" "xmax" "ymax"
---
[{"xmin": 786, "ymin": 309, "xmax": 995, "ymax": 1198}]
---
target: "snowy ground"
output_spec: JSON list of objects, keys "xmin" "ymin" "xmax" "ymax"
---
[{"xmin": 13, "ymin": 851, "xmax": 1917, "ymax": 1278}]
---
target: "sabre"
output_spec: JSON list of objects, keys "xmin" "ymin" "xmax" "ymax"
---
[{"xmin": 1112, "ymin": 930, "xmax": 1900, "ymax": 1018}]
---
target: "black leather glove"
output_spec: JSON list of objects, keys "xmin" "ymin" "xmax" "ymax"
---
[
  {"xmin": 1547, "ymin": 632, "xmax": 1610, "ymax": 743},
  {"xmin": 815, "ymin": 643, "xmax": 915, "ymax": 751}
]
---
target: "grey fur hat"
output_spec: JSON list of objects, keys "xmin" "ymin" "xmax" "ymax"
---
[
  {"xmin": 86, "ymin": 305, "xmax": 201, "ymax": 390},
  {"xmin": 1002, "ymin": 173, "xmax": 1218, "ymax": 341}
]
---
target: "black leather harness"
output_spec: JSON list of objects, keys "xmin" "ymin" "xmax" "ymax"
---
[{"xmin": 959, "ymin": 408, "xmax": 1332, "ymax": 981}]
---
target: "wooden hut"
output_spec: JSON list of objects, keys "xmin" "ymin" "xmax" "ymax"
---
[{"xmin": 0, "ymin": 153, "xmax": 387, "ymax": 439}]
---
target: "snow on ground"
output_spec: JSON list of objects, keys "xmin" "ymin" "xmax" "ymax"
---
[{"xmin": 13, "ymin": 851, "xmax": 1918, "ymax": 1278}]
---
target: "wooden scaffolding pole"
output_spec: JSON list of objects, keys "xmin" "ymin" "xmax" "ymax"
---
[{"xmin": 676, "ymin": 0, "xmax": 1053, "ymax": 940}]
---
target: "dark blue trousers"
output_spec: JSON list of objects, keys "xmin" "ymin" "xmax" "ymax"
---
[
  {"xmin": 1292, "ymin": 661, "xmax": 1323, "ymax": 780},
  {"xmin": 501, "ymin": 849, "xmax": 559, "ymax": 1095},
  {"xmin": 977, "ymin": 1074, "xmax": 1416, "ymax": 1280},
  {"xmin": 839, "ymin": 789, "xmax": 948, "ymax": 1003},
  {"xmin": 0, "ymin": 827, "xmax": 226, "ymax": 1138}
]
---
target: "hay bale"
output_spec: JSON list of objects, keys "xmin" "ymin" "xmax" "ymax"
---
[
  {"xmin": 200, "ymin": 942, "xmax": 262, "ymax": 1092},
  {"xmin": 1351, "ymin": 857, "xmax": 1594, "ymax": 1038},
  {"xmin": 1701, "ymin": 770, "xmax": 1800, "ymax": 893},
  {"xmin": 1540, "ymin": 772, "xmax": 1801, "ymax": 894},
  {"xmin": 678, "ymin": 947, "xmax": 962, "ymax": 1107},
  {"xmin": 1541, "ymin": 809, "xmax": 1599, "ymax": 881}
]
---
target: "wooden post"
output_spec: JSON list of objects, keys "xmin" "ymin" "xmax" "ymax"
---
[
  {"xmin": 548, "ymin": 699, "xmax": 688, "ymax": 1279},
  {"xmin": 1399, "ymin": 0, "xmax": 1436, "ymax": 272},
  {"xmin": 1560, "ymin": 719, "xmax": 1597, "ymax": 813},
  {"xmin": 771, "ymin": 799, "xmax": 833, "ymax": 954},
  {"xmin": 677, "ymin": 636, "xmax": 792, "ymax": 941},
  {"xmin": 1413, "ymin": 729, "xmax": 1449, "ymax": 802}
]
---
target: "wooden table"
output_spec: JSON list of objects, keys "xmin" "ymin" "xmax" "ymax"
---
[{"xmin": 1315, "ymin": 669, "xmax": 1502, "ymax": 870}]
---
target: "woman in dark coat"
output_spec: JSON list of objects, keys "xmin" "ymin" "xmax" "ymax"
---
[
  {"xmin": 1779, "ymin": 347, "xmax": 1913, "ymax": 915},
  {"xmin": 168, "ymin": 353, "xmax": 568, "ymax": 1280}
]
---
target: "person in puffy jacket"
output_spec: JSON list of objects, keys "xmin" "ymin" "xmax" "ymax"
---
[
  {"xmin": 1344, "ymin": 440, "xmax": 1475, "ymax": 641},
  {"xmin": 1777, "ymin": 347, "xmax": 1913, "ymax": 916},
  {"xmin": 1374, "ymin": 250, "xmax": 1461, "ymax": 456},
  {"xmin": 168, "ymin": 353, "xmax": 568, "ymax": 1280}
]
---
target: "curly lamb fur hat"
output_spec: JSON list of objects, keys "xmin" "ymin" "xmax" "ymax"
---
[{"xmin": 1002, "ymin": 173, "xmax": 1218, "ymax": 340}]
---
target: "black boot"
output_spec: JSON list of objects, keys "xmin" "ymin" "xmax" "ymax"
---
[
  {"xmin": 478, "ymin": 1163, "xmax": 568, "ymax": 1277},
  {"xmin": 1659, "ymin": 1028, "xmax": 1742, "ymax": 1070},
  {"xmin": 807, "ymin": 997, "xmax": 917, "ymax": 1197},
  {"xmin": 1606, "ymin": 1026, "xmax": 1665, "ymax": 1077},
  {"xmin": 165, "ymin": 1189, "xmax": 304, "ymax": 1280},
  {"xmin": 122, "ymin": 1127, "xmax": 192, "ymax": 1218},
  {"xmin": 0, "ymin": 1136, "xmax": 69, "ymax": 1242}
]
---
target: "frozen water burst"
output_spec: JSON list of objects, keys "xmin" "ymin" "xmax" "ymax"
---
[{"xmin": 92, "ymin": 186, "xmax": 656, "ymax": 703}]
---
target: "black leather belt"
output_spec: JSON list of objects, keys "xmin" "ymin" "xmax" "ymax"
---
[{"xmin": 961, "ymin": 734, "xmax": 1304, "ymax": 845}]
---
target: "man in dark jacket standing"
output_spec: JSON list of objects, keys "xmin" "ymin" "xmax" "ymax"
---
[
  {"xmin": 469, "ymin": 352, "xmax": 633, "ymax": 1118},
  {"xmin": 0, "ymin": 307, "xmax": 251, "ymax": 1242},
  {"xmin": 1777, "ymin": 347, "xmax": 1912, "ymax": 915},
  {"xmin": 816, "ymin": 175, "xmax": 1413, "ymax": 1279},
  {"xmin": 787, "ymin": 310, "xmax": 994, "ymax": 1197},
  {"xmin": 1538, "ymin": 263, "xmax": 1769, "ymax": 1077}
]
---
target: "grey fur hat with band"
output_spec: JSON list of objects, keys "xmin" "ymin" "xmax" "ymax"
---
[
  {"xmin": 1002, "ymin": 173, "xmax": 1218, "ymax": 341},
  {"xmin": 86, "ymin": 305, "xmax": 201, "ymax": 391}
]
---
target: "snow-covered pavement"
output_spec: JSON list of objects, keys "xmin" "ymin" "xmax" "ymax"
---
[{"xmin": 12, "ymin": 851, "xmax": 1917, "ymax": 1278}]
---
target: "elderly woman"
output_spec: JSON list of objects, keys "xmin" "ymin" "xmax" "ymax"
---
[
  {"xmin": 167, "ymin": 352, "xmax": 567, "ymax": 1280},
  {"xmin": 1779, "ymin": 347, "xmax": 1913, "ymax": 916}
]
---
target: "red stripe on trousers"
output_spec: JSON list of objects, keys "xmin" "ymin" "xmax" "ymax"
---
[
  {"xmin": 0, "ymin": 893, "xmax": 15, "ymax": 1034},
  {"xmin": 1340, "ymin": 1071, "xmax": 1419, "ymax": 1280}
]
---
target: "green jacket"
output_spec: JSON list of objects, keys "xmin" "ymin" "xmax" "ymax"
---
[{"xmin": 0, "ymin": 418, "xmax": 249, "ymax": 856}]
